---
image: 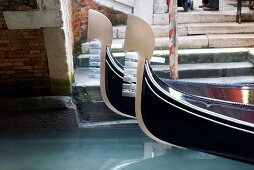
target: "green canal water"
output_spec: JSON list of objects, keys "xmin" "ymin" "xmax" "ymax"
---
[{"xmin": 0, "ymin": 126, "xmax": 253, "ymax": 170}]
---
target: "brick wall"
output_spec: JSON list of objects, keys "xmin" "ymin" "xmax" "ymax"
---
[
  {"xmin": 72, "ymin": 0, "xmax": 127, "ymax": 42},
  {"xmin": 0, "ymin": 0, "xmax": 50, "ymax": 98}
]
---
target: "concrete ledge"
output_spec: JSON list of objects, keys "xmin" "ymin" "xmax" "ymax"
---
[
  {"xmin": 152, "ymin": 62, "xmax": 254, "ymax": 79},
  {"xmin": 178, "ymin": 35, "xmax": 208, "ymax": 49},
  {"xmin": 0, "ymin": 108, "xmax": 78, "ymax": 129},
  {"xmin": 0, "ymin": 96, "xmax": 74, "ymax": 111},
  {"xmin": 0, "ymin": 96, "xmax": 78, "ymax": 129},
  {"xmin": 177, "ymin": 12, "xmax": 236, "ymax": 24},
  {"xmin": 4, "ymin": 10, "xmax": 62, "ymax": 29},
  {"xmin": 178, "ymin": 48, "xmax": 249, "ymax": 63},
  {"xmin": 187, "ymin": 22, "xmax": 254, "ymax": 35},
  {"xmin": 208, "ymin": 34, "xmax": 254, "ymax": 48},
  {"xmin": 178, "ymin": 34, "xmax": 254, "ymax": 49},
  {"xmin": 112, "ymin": 37, "xmax": 170, "ymax": 50},
  {"xmin": 113, "ymin": 25, "xmax": 169, "ymax": 39}
]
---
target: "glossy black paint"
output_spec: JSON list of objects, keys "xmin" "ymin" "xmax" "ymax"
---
[
  {"xmin": 105, "ymin": 47, "xmax": 135, "ymax": 117},
  {"xmin": 140, "ymin": 61, "xmax": 254, "ymax": 164}
]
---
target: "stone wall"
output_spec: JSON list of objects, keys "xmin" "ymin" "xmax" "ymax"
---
[
  {"xmin": 72, "ymin": 0, "xmax": 127, "ymax": 43},
  {"xmin": 0, "ymin": 0, "xmax": 50, "ymax": 97}
]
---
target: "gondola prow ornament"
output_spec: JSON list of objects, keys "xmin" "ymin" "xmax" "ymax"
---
[
  {"xmin": 123, "ymin": 14, "xmax": 176, "ymax": 146},
  {"xmin": 87, "ymin": 9, "xmax": 129, "ymax": 117}
]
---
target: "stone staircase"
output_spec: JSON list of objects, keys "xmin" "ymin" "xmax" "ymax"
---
[
  {"xmin": 82, "ymin": 0, "xmax": 254, "ymax": 84},
  {"xmin": 176, "ymin": 10, "xmax": 254, "ymax": 83},
  {"xmin": 112, "ymin": 16, "xmax": 254, "ymax": 50},
  {"xmin": 152, "ymin": 48, "xmax": 254, "ymax": 83},
  {"xmin": 177, "ymin": 12, "xmax": 254, "ymax": 49},
  {"xmin": 76, "ymin": 2, "xmax": 254, "ymax": 85},
  {"xmin": 109, "ymin": 7, "xmax": 254, "ymax": 83}
]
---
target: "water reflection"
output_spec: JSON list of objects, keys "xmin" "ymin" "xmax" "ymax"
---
[{"xmin": 0, "ymin": 127, "xmax": 253, "ymax": 170}]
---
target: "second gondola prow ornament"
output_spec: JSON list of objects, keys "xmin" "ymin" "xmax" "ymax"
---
[
  {"xmin": 87, "ymin": 9, "xmax": 132, "ymax": 118},
  {"xmin": 123, "ymin": 14, "xmax": 178, "ymax": 146}
]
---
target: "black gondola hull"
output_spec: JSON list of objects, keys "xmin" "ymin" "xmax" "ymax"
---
[
  {"xmin": 140, "ymin": 61, "xmax": 254, "ymax": 164},
  {"xmin": 105, "ymin": 47, "xmax": 135, "ymax": 117}
]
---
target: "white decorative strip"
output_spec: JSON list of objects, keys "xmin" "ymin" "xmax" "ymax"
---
[{"xmin": 122, "ymin": 52, "xmax": 138, "ymax": 97}]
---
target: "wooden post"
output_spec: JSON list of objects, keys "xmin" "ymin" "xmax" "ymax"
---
[{"xmin": 168, "ymin": 0, "xmax": 178, "ymax": 80}]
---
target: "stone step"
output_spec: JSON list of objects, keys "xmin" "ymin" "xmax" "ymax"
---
[
  {"xmin": 112, "ymin": 33, "xmax": 254, "ymax": 50},
  {"xmin": 113, "ymin": 25, "xmax": 169, "ymax": 39},
  {"xmin": 113, "ymin": 48, "xmax": 251, "ymax": 64},
  {"xmin": 178, "ymin": 48, "xmax": 250, "ymax": 64},
  {"xmin": 178, "ymin": 34, "xmax": 254, "ymax": 49},
  {"xmin": 179, "ymin": 76, "xmax": 254, "ymax": 84},
  {"xmin": 177, "ymin": 11, "xmax": 254, "ymax": 24},
  {"xmin": 112, "ymin": 37, "xmax": 169, "ymax": 51},
  {"xmin": 76, "ymin": 60, "xmax": 254, "ymax": 84},
  {"xmin": 114, "ymin": 22, "xmax": 254, "ymax": 38},
  {"xmin": 77, "ymin": 50, "xmax": 168, "ymax": 67},
  {"xmin": 77, "ymin": 48, "xmax": 253, "ymax": 67},
  {"xmin": 152, "ymin": 62, "xmax": 254, "ymax": 79},
  {"xmin": 179, "ymin": 22, "xmax": 254, "ymax": 36}
]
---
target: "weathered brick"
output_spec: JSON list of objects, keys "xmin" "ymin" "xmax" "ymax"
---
[
  {"xmin": 16, "ymin": 69, "xmax": 27, "ymax": 74},
  {"xmin": 30, "ymin": 50, "xmax": 40, "ymax": 54},
  {"xmin": 0, "ymin": 62, "xmax": 11, "ymax": 67},
  {"xmin": 28, "ymin": 42, "xmax": 39, "ymax": 46},
  {"xmin": 14, "ymin": 74, "xmax": 32, "ymax": 78},
  {"xmin": 31, "ymin": 58, "xmax": 42, "ymax": 62},
  {"xmin": 34, "ymin": 65, "xmax": 43, "ymax": 69},
  {"xmin": 12, "ymin": 62, "xmax": 23, "ymax": 66},
  {"xmin": 24, "ymin": 35, "xmax": 36, "ymax": 39},
  {"xmin": 0, "ymin": 47, "xmax": 9, "ymax": 50},
  {"xmin": 0, "ymin": 70, "xmax": 15, "ymax": 74},
  {"xmin": 0, "ymin": 75, "xmax": 10, "ymax": 78},
  {"xmin": 0, "ymin": 1, "xmax": 49, "ymax": 97},
  {"xmin": 0, "ymin": 40, "xmax": 9, "ymax": 43},
  {"xmin": 0, "ymin": 59, "xmax": 8, "ymax": 62},
  {"xmin": 10, "ymin": 47, "xmax": 22, "ymax": 50},
  {"xmin": 33, "ymin": 73, "xmax": 43, "ymax": 77},
  {"xmin": 30, "ymin": 46, "xmax": 45, "ymax": 50},
  {"xmin": 13, "ymin": 66, "xmax": 33, "ymax": 70}
]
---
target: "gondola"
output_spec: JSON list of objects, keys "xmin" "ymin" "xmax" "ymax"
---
[
  {"xmin": 88, "ymin": 10, "xmax": 254, "ymax": 119},
  {"xmin": 89, "ymin": 10, "xmax": 254, "ymax": 163},
  {"xmin": 88, "ymin": 9, "xmax": 135, "ymax": 118},
  {"xmin": 123, "ymin": 14, "xmax": 254, "ymax": 164}
]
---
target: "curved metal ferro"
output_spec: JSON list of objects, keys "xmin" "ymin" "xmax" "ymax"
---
[
  {"xmin": 88, "ymin": 9, "xmax": 134, "ymax": 118},
  {"xmin": 123, "ymin": 14, "xmax": 180, "ymax": 146}
]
